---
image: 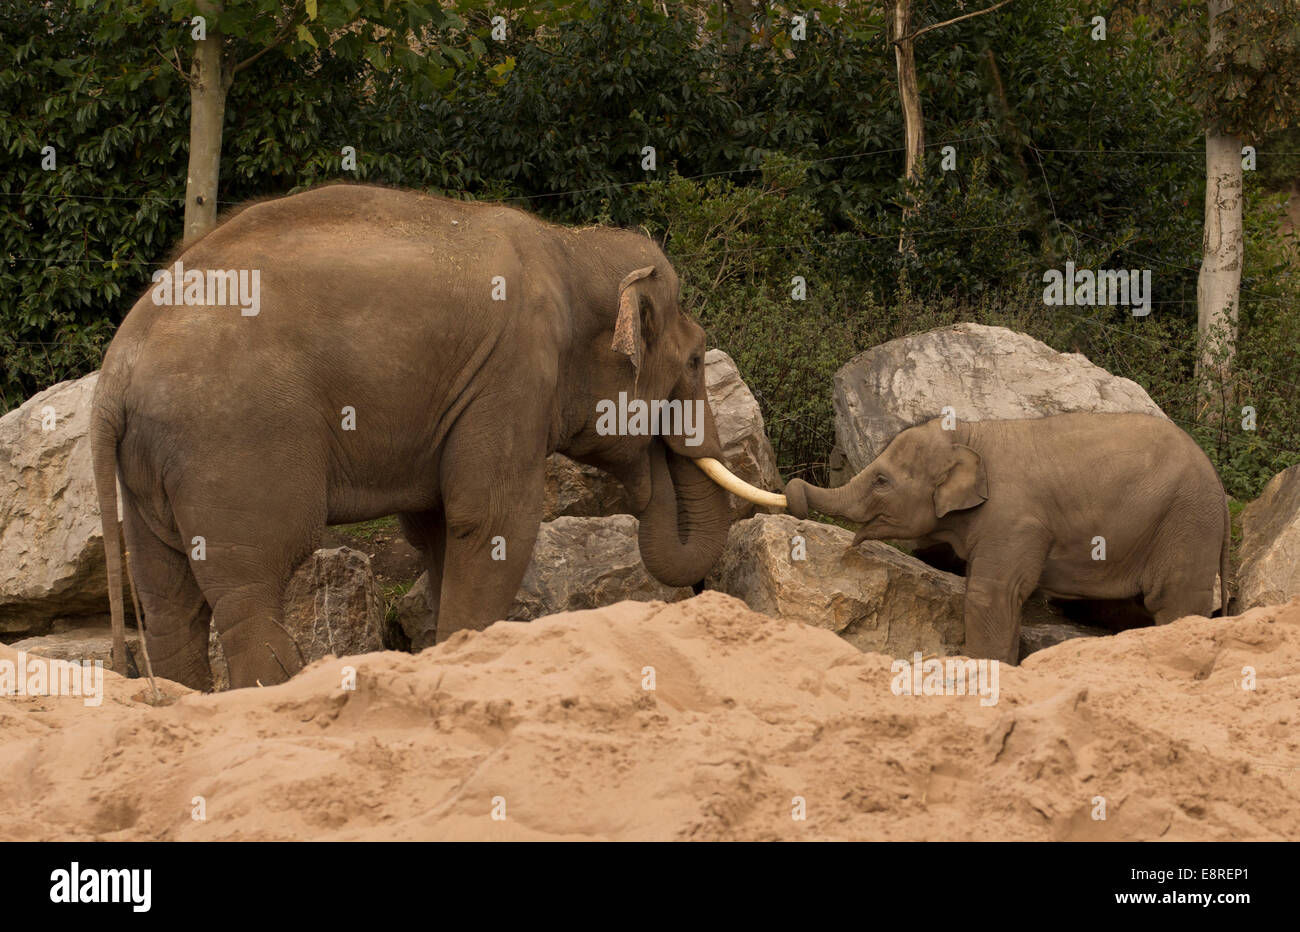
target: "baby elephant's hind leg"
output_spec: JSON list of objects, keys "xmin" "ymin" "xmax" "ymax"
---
[
  {"xmin": 1143, "ymin": 577, "xmax": 1217, "ymax": 625},
  {"xmin": 1142, "ymin": 509, "xmax": 1222, "ymax": 624},
  {"xmin": 1142, "ymin": 546, "xmax": 1217, "ymax": 624}
]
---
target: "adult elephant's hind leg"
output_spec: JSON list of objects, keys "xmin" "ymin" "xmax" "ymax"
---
[
  {"xmin": 120, "ymin": 491, "xmax": 214, "ymax": 691},
  {"xmin": 203, "ymin": 581, "xmax": 306, "ymax": 688},
  {"xmin": 398, "ymin": 507, "xmax": 446, "ymax": 650},
  {"xmin": 175, "ymin": 480, "xmax": 316, "ymax": 689}
]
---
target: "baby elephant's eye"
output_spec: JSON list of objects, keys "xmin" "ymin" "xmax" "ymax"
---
[{"xmin": 873, "ymin": 474, "xmax": 890, "ymax": 488}]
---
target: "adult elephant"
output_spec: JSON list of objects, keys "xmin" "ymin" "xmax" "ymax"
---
[{"xmin": 91, "ymin": 184, "xmax": 774, "ymax": 690}]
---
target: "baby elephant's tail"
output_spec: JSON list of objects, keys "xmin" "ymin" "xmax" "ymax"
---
[{"xmin": 1217, "ymin": 493, "xmax": 1231, "ymax": 618}]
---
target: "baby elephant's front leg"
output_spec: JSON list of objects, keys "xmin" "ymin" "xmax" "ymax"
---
[{"xmin": 962, "ymin": 542, "xmax": 1048, "ymax": 664}]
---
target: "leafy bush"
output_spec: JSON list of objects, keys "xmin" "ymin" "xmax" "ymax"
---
[
  {"xmin": 0, "ymin": 1, "xmax": 182, "ymax": 409},
  {"xmin": 637, "ymin": 156, "xmax": 879, "ymax": 483}
]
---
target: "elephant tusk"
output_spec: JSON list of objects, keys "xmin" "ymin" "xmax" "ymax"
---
[{"xmin": 693, "ymin": 457, "xmax": 788, "ymax": 509}]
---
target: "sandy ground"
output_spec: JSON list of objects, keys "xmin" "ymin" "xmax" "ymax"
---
[{"xmin": 1, "ymin": 591, "xmax": 1296, "ymax": 841}]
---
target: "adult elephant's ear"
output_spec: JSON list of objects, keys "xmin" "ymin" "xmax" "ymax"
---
[
  {"xmin": 934, "ymin": 444, "xmax": 988, "ymax": 517},
  {"xmin": 612, "ymin": 265, "xmax": 656, "ymax": 379}
]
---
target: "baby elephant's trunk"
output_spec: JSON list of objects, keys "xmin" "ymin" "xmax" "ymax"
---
[{"xmin": 784, "ymin": 476, "xmax": 868, "ymax": 522}]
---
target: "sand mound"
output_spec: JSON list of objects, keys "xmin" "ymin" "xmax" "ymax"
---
[{"xmin": 2, "ymin": 591, "xmax": 1297, "ymax": 841}]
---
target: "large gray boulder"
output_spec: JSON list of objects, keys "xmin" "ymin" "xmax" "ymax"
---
[
  {"xmin": 834, "ymin": 323, "xmax": 1166, "ymax": 470},
  {"xmin": 209, "ymin": 546, "xmax": 384, "ymax": 690},
  {"xmin": 507, "ymin": 516, "xmax": 694, "ymax": 621},
  {"xmin": 1238, "ymin": 464, "xmax": 1300, "ymax": 610},
  {"xmin": 0, "ymin": 373, "xmax": 126, "ymax": 636},
  {"xmin": 396, "ymin": 515, "xmax": 693, "ymax": 644},
  {"xmin": 704, "ymin": 348, "xmax": 782, "ymax": 520},
  {"xmin": 706, "ymin": 513, "xmax": 1106, "ymax": 661},
  {"xmin": 542, "ymin": 350, "xmax": 780, "ymax": 522}
]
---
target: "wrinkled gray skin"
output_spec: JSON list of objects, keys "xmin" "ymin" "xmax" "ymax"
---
[
  {"xmin": 785, "ymin": 413, "xmax": 1231, "ymax": 663},
  {"xmin": 91, "ymin": 185, "xmax": 732, "ymax": 690}
]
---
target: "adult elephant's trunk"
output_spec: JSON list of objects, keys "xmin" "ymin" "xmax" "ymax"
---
[
  {"xmin": 784, "ymin": 475, "xmax": 870, "ymax": 522},
  {"xmin": 637, "ymin": 442, "xmax": 733, "ymax": 588}
]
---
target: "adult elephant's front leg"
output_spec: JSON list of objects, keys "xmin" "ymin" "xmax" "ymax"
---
[
  {"xmin": 434, "ymin": 458, "xmax": 546, "ymax": 644},
  {"xmin": 962, "ymin": 537, "xmax": 1048, "ymax": 664}
]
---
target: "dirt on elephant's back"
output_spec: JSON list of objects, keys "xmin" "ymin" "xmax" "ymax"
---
[{"xmin": 1, "ymin": 591, "xmax": 1297, "ymax": 841}]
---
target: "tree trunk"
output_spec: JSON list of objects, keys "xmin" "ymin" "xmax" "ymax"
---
[
  {"xmin": 893, "ymin": 0, "xmax": 923, "ymax": 261},
  {"xmin": 1196, "ymin": 0, "xmax": 1243, "ymax": 411},
  {"xmin": 183, "ymin": 1, "xmax": 229, "ymax": 248},
  {"xmin": 892, "ymin": 1, "xmax": 924, "ymax": 187}
]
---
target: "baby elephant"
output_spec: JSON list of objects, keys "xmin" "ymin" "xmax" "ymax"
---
[{"xmin": 785, "ymin": 413, "xmax": 1230, "ymax": 663}]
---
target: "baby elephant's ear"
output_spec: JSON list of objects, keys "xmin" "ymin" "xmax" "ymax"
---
[{"xmin": 933, "ymin": 444, "xmax": 988, "ymax": 518}]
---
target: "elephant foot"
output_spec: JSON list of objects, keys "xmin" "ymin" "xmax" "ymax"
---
[
  {"xmin": 146, "ymin": 641, "xmax": 214, "ymax": 692},
  {"xmin": 219, "ymin": 617, "xmax": 305, "ymax": 689}
]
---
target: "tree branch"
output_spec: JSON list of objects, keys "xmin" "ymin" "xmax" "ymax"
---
[
  {"xmin": 231, "ymin": 7, "xmax": 305, "ymax": 77},
  {"xmin": 894, "ymin": 0, "xmax": 1015, "ymax": 46},
  {"xmin": 153, "ymin": 44, "xmax": 190, "ymax": 81}
]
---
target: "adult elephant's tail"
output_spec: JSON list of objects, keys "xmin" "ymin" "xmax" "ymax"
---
[{"xmin": 90, "ymin": 374, "xmax": 129, "ymax": 676}]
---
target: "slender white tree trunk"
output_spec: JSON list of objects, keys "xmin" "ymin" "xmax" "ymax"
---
[
  {"xmin": 184, "ymin": 1, "xmax": 228, "ymax": 247},
  {"xmin": 893, "ymin": 0, "xmax": 923, "ymax": 187},
  {"xmin": 893, "ymin": 0, "xmax": 923, "ymax": 262},
  {"xmin": 1196, "ymin": 0, "xmax": 1243, "ymax": 393}
]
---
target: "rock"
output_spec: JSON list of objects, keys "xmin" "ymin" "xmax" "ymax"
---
[
  {"xmin": 543, "ymin": 455, "xmax": 627, "ymax": 520},
  {"xmin": 0, "ymin": 373, "xmax": 130, "ymax": 636},
  {"xmin": 396, "ymin": 515, "xmax": 693, "ymax": 644},
  {"xmin": 209, "ymin": 547, "xmax": 384, "ymax": 690},
  {"xmin": 393, "ymin": 582, "xmax": 434, "ymax": 647},
  {"xmin": 508, "ymin": 516, "xmax": 695, "ymax": 621},
  {"xmin": 704, "ymin": 349, "xmax": 782, "ymax": 520},
  {"xmin": 542, "ymin": 350, "xmax": 781, "ymax": 522},
  {"xmin": 208, "ymin": 629, "xmax": 226, "ymax": 690},
  {"xmin": 705, "ymin": 513, "xmax": 966, "ymax": 656},
  {"xmin": 833, "ymin": 322, "xmax": 1166, "ymax": 470},
  {"xmin": 8, "ymin": 621, "xmax": 143, "ymax": 673},
  {"xmin": 826, "ymin": 444, "xmax": 852, "ymax": 489},
  {"xmin": 1238, "ymin": 464, "xmax": 1300, "ymax": 610},
  {"xmin": 1017, "ymin": 620, "xmax": 1109, "ymax": 661}
]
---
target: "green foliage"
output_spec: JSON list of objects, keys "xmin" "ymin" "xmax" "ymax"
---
[
  {"xmin": 908, "ymin": 4, "xmax": 1204, "ymax": 305},
  {"xmin": 1158, "ymin": 0, "xmax": 1300, "ymax": 140},
  {"xmin": 0, "ymin": 0, "xmax": 183, "ymax": 410},
  {"xmin": 1256, "ymin": 126, "xmax": 1300, "ymax": 193},
  {"xmin": 80, "ymin": 0, "xmax": 468, "ymax": 91},
  {"xmin": 867, "ymin": 156, "xmax": 1041, "ymax": 299},
  {"xmin": 638, "ymin": 155, "xmax": 873, "ymax": 481},
  {"xmin": 1219, "ymin": 175, "xmax": 1300, "ymax": 496}
]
